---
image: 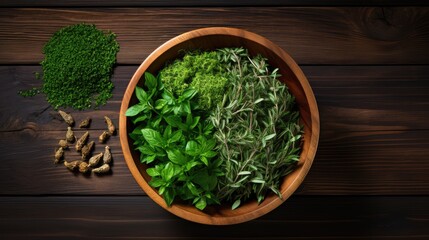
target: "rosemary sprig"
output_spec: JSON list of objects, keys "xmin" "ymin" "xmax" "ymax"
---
[{"xmin": 211, "ymin": 48, "xmax": 303, "ymax": 209}]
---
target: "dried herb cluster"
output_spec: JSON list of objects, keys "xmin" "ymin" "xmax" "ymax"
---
[{"xmin": 54, "ymin": 110, "xmax": 116, "ymax": 175}]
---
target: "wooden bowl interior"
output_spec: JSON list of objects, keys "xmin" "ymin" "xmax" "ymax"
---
[{"xmin": 120, "ymin": 28, "xmax": 319, "ymax": 225}]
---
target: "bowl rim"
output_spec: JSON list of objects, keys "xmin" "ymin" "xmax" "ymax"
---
[{"xmin": 119, "ymin": 27, "xmax": 320, "ymax": 225}]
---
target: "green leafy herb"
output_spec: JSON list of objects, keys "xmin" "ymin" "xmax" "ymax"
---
[
  {"xmin": 211, "ymin": 48, "xmax": 303, "ymax": 209},
  {"xmin": 126, "ymin": 72, "xmax": 223, "ymax": 210},
  {"xmin": 20, "ymin": 23, "xmax": 120, "ymax": 110}
]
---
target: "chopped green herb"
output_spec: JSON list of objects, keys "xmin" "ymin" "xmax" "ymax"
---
[
  {"xmin": 19, "ymin": 23, "xmax": 119, "ymax": 110},
  {"xmin": 160, "ymin": 51, "xmax": 229, "ymax": 111},
  {"xmin": 18, "ymin": 87, "xmax": 42, "ymax": 97}
]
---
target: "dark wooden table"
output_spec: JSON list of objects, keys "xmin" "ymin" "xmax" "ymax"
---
[{"xmin": 1, "ymin": 1, "xmax": 429, "ymax": 239}]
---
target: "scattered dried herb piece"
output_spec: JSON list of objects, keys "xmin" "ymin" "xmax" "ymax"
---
[
  {"xmin": 104, "ymin": 116, "xmax": 116, "ymax": 135},
  {"xmin": 54, "ymin": 147, "xmax": 64, "ymax": 163},
  {"xmin": 58, "ymin": 139, "xmax": 69, "ymax": 149},
  {"xmin": 79, "ymin": 117, "xmax": 91, "ymax": 128},
  {"xmin": 79, "ymin": 161, "xmax": 91, "ymax": 173},
  {"xmin": 103, "ymin": 146, "xmax": 112, "ymax": 165},
  {"xmin": 88, "ymin": 152, "xmax": 103, "ymax": 167},
  {"xmin": 92, "ymin": 164, "xmax": 110, "ymax": 174},
  {"xmin": 64, "ymin": 160, "xmax": 82, "ymax": 171},
  {"xmin": 98, "ymin": 131, "xmax": 110, "ymax": 143},
  {"xmin": 75, "ymin": 131, "xmax": 89, "ymax": 152},
  {"xmin": 66, "ymin": 127, "xmax": 75, "ymax": 143},
  {"xmin": 58, "ymin": 110, "xmax": 74, "ymax": 126},
  {"xmin": 81, "ymin": 141, "xmax": 95, "ymax": 160}
]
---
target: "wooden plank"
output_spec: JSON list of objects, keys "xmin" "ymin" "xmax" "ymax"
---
[
  {"xmin": 0, "ymin": 196, "xmax": 428, "ymax": 239},
  {"xmin": 2, "ymin": 65, "xmax": 428, "ymax": 132},
  {"xmin": 0, "ymin": 65, "xmax": 127, "ymax": 132},
  {"xmin": 0, "ymin": 7, "xmax": 429, "ymax": 65},
  {"xmin": 1, "ymin": 0, "xmax": 429, "ymax": 7},
  {"xmin": 0, "ymin": 126, "xmax": 428, "ymax": 195}
]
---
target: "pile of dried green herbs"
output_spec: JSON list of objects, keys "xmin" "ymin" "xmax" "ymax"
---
[
  {"xmin": 126, "ymin": 48, "xmax": 302, "ymax": 210},
  {"xmin": 19, "ymin": 23, "xmax": 120, "ymax": 110}
]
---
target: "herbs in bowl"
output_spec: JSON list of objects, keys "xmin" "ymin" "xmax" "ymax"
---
[
  {"xmin": 120, "ymin": 27, "xmax": 319, "ymax": 225},
  {"xmin": 125, "ymin": 48, "xmax": 302, "ymax": 210}
]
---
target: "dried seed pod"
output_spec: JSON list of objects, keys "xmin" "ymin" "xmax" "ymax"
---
[
  {"xmin": 92, "ymin": 163, "xmax": 110, "ymax": 174},
  {"xmin": 104, "ymin": 116, "xmax": 116, "ymax": 135},
  {"xmin": 98, "ymin": 131, "xmax": 110, "ymax": 143},
  {"xmin": 81, "ymin": 141, "xmax": 95, "ymax": 160},
  {"xmin": 54, "ymin": 147, "xmax": 64, "ymax": 164},
  {"xmin": 58, "ymin": 139, "xmax": 69, "ymax": 149},
  {"xmin": 58, "ymin": 110, "xmax": 74, "ymax": 126},
  {"xmin": 75, "ymin": 131, "xmax": 89, "ymax": 152},
  {"xmin": 103, "ymin": 146, "xmax": 112, "ymax": 165},
  {"xmin": 79, "ymin": 161, "xmax": 91, "ymax": 173},
  {"xmin": 88, "ymin": 152, "xmax": 103, "ymax": 167},
  {"xmin": 66, "ymin": 127, "xmax": 75, "ymax": 143},
  {"xmin": 79, "ymin": 117, "xmax": 91, "ymax": 128},
  {"xmin": 64, "ymin": 160, "xmax": 82, "ymax": 171}
]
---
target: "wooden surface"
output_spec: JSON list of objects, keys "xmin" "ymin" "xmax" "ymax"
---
[{"xmin": 0, "ymin": 1, "xmax": 428, "ymax": 239}]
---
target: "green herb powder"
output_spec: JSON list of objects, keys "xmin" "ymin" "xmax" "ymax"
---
[{"xmin": 22, "ymin": 23, "xmax": 120, "ymax": 110}]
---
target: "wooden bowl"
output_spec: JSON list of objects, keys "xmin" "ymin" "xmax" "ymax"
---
[{"xmin": 119, "ymin": 27, "xmax": 319, "ymax": 225}]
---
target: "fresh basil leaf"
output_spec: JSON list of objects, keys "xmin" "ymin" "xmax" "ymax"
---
[
  {"xmin": 181, "ymin": 88, "xmax": 198, "ymax": 100},
  {"xmin": 125, "ymin": 103, "xmax": 147, "ymax": 117},
  {"xmin": 155, "ymin": 99, "xmax": 167, "ymax": 110},
  {"xmin": 163, "ymin": 188, "xmax": 175, "ymax": 206},
  {"xmin": 132, "ymin": 114, "xmax": 149, "ymax": 124},
  {"xmin": 162, "ymin": 90, "xmax": 175, "ymax": 105},
  {"xmin": 149, "ymin": 178, "xmax": 164, "ymax": 188},
  {"xmin": 185, "ymin": 160, "xmax": 200, "ymax": 171},
  {"xmin": 146, "ymin": 167, "xmax": 160, "ymax": 177},
  {"xmin": 195, "ymin": 197, "xmax": 207, "ymax": 210},
  {"xmin": 164, "ymin": 115, "xmax": 181, "ymax": 128},
  {"xmin": 141, "ymin": 128, "xmax": 164, "ymax": 147},
  {"xmin": 163, "ymin": 125, "xmax": 172, "ymax": 139},
  {"xmin": 144, "ymin": 72, "xmax": 158, "ymax": 92},
  {"xmin": 182, "ymin": 101, "xmax": 191, "ymax": 114},
  {"xmin": 135, "ymin": 86, "xmax": 148, "ymax": 103},
  {"xmin": 202, "ymin": 150, "xmax": 217, "ymax": 158},
  {"xmin": 166, "ymin": 149, "xmax": 187, "ymax": 165},
  {"xmin": 169, "ymin": 130, "xmax": 182, "ymax": 144},
  {"xmin": 185, "ymin": 140, "xmax": 200, "ymax": 156},
  {"xmin": 186, "ymin": 113, "xmax": 193, "ymax": 126},
  {"xmin": 142, "ymin": 154, "xmax": 156, "ymax": 164},
  {"xmin": 186, "ymin": 181, "xmax": 200, "ymax": 196},
  {"xmin": 200, "ymin": 156, "xmax": 208, "ymax": 166},
  {"xmin": 162, "ymin": 162, "xmax": 175, "ymax": 181},
  {"xmin": 191, "ymin": 116, "xmax": 200, "ymax": 129}
]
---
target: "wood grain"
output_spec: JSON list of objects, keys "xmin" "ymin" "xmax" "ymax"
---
[
  {"xmin": 0, "ymin": 127, "xmax": 428, "ymax": 195},
  {"xmin": 0, "ymin": 7, "xmax": 428, "ymax": 65},
  {"xmin": 0, "ymin": 196, "xmax": 428, "ymax": 239},
  {"xmin": 2, "ymin": 65, "xmax": 428, "ymax": 132},
  {"xmin": 2, "ymin": 0, "xmax": 429, "ymax": 7}
]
